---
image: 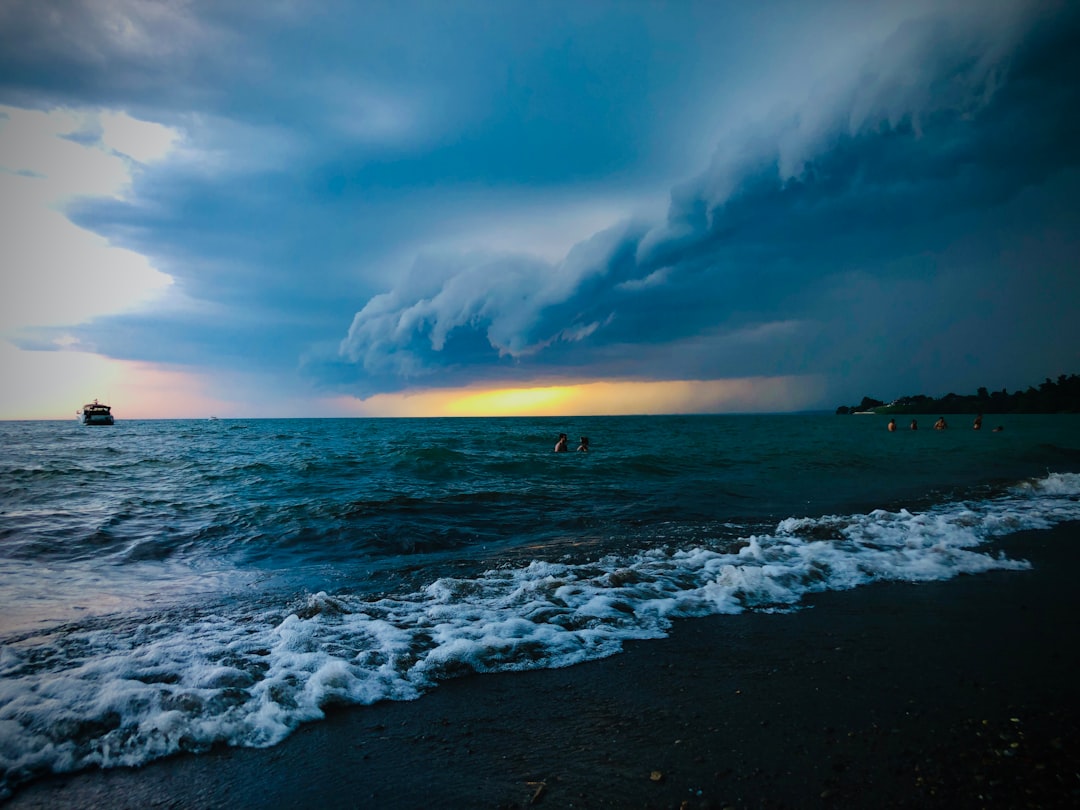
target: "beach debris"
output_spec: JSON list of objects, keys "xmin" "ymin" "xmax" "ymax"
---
[
  {"xmin": 526, "ymin": 781, "xmax": 547, "ymax": 804},
  {"xmin": 650, "ymin": 770, "xmax": 665, "ymax": 782}
]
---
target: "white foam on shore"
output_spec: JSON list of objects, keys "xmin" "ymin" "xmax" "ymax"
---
[{"xmin": 2, "ymin": 472, "xmax": 1078, "ymax": 797}]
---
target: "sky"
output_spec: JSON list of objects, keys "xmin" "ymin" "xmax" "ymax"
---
[{"xmin": 1, "ymin": 0, "xmax": 1078, "ymax": 419}]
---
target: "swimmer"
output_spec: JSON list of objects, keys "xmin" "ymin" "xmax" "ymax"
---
[
  {"xmin": 887, "ymin": 419, "xmax": 896, "ymax": 432},
  {"xmin": 933, "ymin": 417, "xmax": 948, "ymax": 431},
  {"xmin": 973, "ymin": 413, "xmax": 983, "ymax": 430},
  {"xmin": 577, "ymin": 436, "xmax": 589, "ymax": 452},
  {"xmin": 910, "ymin": 419, "xmax": 918, "ymax": 430},
  {"xmin": 555, "ymin": 433, "xmax": 569, "ymax": 452}
]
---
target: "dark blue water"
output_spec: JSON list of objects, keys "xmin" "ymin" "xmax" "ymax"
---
[{"xmin": 2, "ymin": 414, "xmax": 1079, "ymax": 797}]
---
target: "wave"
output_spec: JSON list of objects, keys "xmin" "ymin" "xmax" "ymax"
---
[{"xmin": 2, "ymin": 472, "xmax": 1078, "ymax": 798}]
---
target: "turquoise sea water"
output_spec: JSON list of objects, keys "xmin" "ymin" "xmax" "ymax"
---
[{"xmin": 2, "ymin": 413, "xmax": 1079, "ymax": 796}]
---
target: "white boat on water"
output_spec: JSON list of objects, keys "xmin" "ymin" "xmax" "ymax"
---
[{"xmin": 78, "ymin": 399, "xmax": 115, "ymax": 425}]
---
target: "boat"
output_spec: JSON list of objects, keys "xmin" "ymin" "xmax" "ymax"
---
[{"xmin": 78, "ymin": 399, "xmax": 115, "ymax": 426}]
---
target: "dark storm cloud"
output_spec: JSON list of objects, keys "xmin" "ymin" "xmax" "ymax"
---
[
  {"xmin": 4, "ymin": 1, "xmax": 1077, "ymax": 407},
  {"xmin": 338, "ymin": 3, "xmax": 1080, "ymax": 399},
  {"xmin": 3, "ymin": 1, "xmax": 687, "ymax": 387}
]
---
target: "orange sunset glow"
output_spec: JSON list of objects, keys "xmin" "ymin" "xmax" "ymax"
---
[
  {"xmin": 1, "ymin": 339, "xmax": 824, "ymax": 420},
  {"xmin": 338, "ymin": 376, "xmax": 825, "ymax": 418}
]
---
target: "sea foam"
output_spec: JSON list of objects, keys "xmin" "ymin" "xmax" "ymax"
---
[{"xmin": 1, "ymin": 471, "xmax": 1078, "ymax": 797}]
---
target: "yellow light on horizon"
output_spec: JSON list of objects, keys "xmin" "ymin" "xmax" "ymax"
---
[
  {"xmin": 444, "ymin": 385, "xmax": 575, "ymax": 416},
  {"xmin": 1, "ymin": 344, "xmax": 825, "ymax": 420},
  {"xmin": 339, "ymin": 375, "xmax": 826, "ymax": 418}
]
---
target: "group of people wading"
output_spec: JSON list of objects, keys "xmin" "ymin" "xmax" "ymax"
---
[
  {"xmin": 554, "ymin": 433, "xmax": 589, "ymax": 452},
  {"xmin": 887, "ymin": 414, "xmax": 1002, "ymax": 432}
]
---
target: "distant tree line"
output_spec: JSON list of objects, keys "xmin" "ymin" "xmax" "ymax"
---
[{"xmin": 836, "ymin": 374, "xmax": 1080, "ymax": 415}]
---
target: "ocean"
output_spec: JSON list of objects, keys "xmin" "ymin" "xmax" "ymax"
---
[{"xmin": 2, "ymin": 413, "xmax": 1079, "ymax": 798}]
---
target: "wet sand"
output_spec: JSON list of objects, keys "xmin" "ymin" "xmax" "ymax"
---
[{"xmin": 7, "ymin": 524, "xmax": 1080, "ymax": 809}]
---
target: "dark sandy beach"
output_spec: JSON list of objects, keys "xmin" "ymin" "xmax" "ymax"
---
[{"xmin": 7, "ymin": 524, "xmax": 1080, "ymax": 809}]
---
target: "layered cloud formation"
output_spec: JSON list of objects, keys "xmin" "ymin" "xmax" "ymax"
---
[
  {"xmin": 2, "ymin": 1, "xmax": 1078, "ymax": 414},
  {"xmin": 338, "ymin": 2, "xmax": 1080, "ymax": 399}
]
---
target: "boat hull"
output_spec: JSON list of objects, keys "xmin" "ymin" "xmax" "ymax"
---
[{"xmin": 78, "ymin": 400, "xmax": 115, "ymax": 425}]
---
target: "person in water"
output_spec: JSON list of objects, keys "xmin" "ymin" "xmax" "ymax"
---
[
  {"xmin": 933, "ymin": 417, "xmax": 948, "ymax": 430},
  {"xmin": 910, "ymin": 419, "xmax": 919, "ymax": 430},
  {"xmin": 577, "ymin": 436, "xmax": 589, "ymax": 452},
  {"xmin": 973, "ymin": 413, "xmax": 983, "ymax": 430},
  {"xmin": 555, "ymin": 433, "xmax": 569, "ymax": 452},
  {"xmin": 887, "ymin": 419, "xmax": 896, "ymax": 432}
]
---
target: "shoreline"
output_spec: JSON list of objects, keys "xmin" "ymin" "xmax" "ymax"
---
[{"xmin": 7, "ymin": 523, "xmax": 1080, "ymax": 809}]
